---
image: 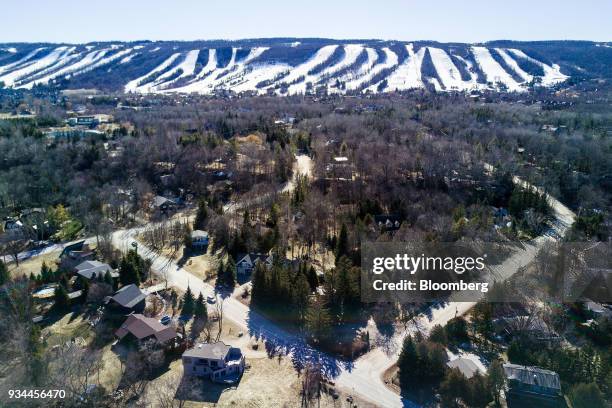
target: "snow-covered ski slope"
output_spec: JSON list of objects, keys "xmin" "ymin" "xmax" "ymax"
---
[{"xmin": 0, "ymin": 40, "xmax": 593, "ymax": 94}]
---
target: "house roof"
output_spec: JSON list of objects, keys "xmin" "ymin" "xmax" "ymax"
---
[
  {"xmin": 183, "ymin": 342, "xmax": 232, "ymax": 360},
  {"xmin": 111, "ymin": 284, "xmax": 146, "ymax": 308},
  {"xmin": 59, "ymin": 240, "xmax": 86, "ymax": 258},
  {"xmin": 503, "ymin": 364, "xmax": 561, "ymax": 391},
  {"xmin": 75, "ymin": 260, "xmax": 114, "ymax": 280},
  {"xmin": 236, "ymin": 253, "xmax": 273, "ymax": 266},
  {"xmin": 115, "ymin": 314, "xmax": 176, "ymax": 343},
  {"xmin": 191, "ymin": 230, "xmax": 209, "ymax": 239},
  {"xmin": 153, "ymin": 195, "xmax": 175, "ymax": 207},
  {"xmin": 447, "ymin": 358, "xmax": 480, "ymax": 379}
]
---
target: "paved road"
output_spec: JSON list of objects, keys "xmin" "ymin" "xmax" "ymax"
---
[
  {"xmin": 110, "ymin": 164, "xmax": 575, "ymax": 407},
  {"xmin": 10, "ymin": 154, "xmax": 572, "ymax": 408}
]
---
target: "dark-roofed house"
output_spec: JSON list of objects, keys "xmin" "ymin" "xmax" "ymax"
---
[
  {"xmin": 75, "ymin": 260, "xmax": 118, "ymax": 281},
  {"xmin": 151, "ymin": 195, "xmax": 177, "ymax": 214},
  {"xmin": 182, "ymin": 342, "xmax": 245, "ymax": 383},
  {"xmin": 236, "ymin": 253, "xmax": 273, "ymax": 276},
  {"xmin": 503, "ymin": 363, "xmax": 565, "ymax": 408},
  {"xmin": 58, "ymin": 241, "xmax": 95, "ymax": 270},
  {"xmin": 115, "ymin": 314, "xmax": 178, "ymax": 346},
  {"xmin": 106, "ymin": 284, "xmax": 146, "ymax": 313}
]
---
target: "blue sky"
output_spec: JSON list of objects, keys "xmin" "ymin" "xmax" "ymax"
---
[{"xmin": 1, "ymin": 0, "xmax": 610, "ymax": 43}]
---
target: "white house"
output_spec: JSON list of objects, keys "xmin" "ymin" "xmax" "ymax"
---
[{"xmin": 182, "ymin": 342, "xmax": 245, "ymax": 383}]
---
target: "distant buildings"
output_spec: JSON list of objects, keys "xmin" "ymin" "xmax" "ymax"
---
[
  {"xmin": 503, "ymin": 363, "xmax": 564, "ymax": 408},
  {"xmin": 374, "ymin": 215, "xmax": 402, "ymax": 232},
  {"xmin": 182, "ymin": 342, "xmax": 245, "ymax": 383}
]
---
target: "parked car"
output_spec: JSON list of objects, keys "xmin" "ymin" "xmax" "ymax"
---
[
  {"xmin": 159, "ymin": 315, "xmax": 171, "ymax": 325},
  {"xmin": 207, "ymin": 295, "xmax": 216, "ymax": 304}
]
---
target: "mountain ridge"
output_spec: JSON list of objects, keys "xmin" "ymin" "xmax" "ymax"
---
[{"xmin": 1, "ymin": 39, "xmax": 610, "ymax": 95}]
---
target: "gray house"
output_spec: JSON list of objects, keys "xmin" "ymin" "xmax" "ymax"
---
[
  {"xmin": 75, "ymin": 260, "xmax": 119, "ymax": 281},
  {"xmin": 235, "ymin": 253, "xmax": 273, "ymax": 276},
  {"xmin": 182, "ymin": 342, "xmax": 245, "ymax": 383},
  {"xmin": 503, "ymin": 363, "xmax": 565, "ymax": 408},
  {"xmin": 106, "ymin": 284, "xmax": 146, "ymax": 313}
]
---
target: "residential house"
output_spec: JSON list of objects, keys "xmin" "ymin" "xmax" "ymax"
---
[
  {"xmin": 106, "ymin": 284, "xmax": 146, "ymax": 313},
  {"xmin": 58, "ymin": 241, "xmax": 95, "ymax": 270},
  {"xmin": 3, "ymin": 218, "xmax": 23, "ymax": 233},
  {"xmin": 115, "ymin": 314, "xmax": 178, "ymax": 346},
  {"xmin": 374, "ymin": 215, "xmax": 402, "ymax": 232},
  {"xmin": 235, "ymin": 253, "xmax": 273, "ymax": 276},
  {"xmin": 151, "ymin": 195, "xmax": 177, "ymax": 214},
  {"xmin": 191, "ymin": 230, "xmax": 209, "ymax": 249},
  {"xmin": 74, "ymin": 260, "xmax": 118, "ymax": 281},
  {"xmin": 503, "ymin": 364, "xmax": 565, "ymax": 408},
  {"xmin": 182, "ymin": 342, "xmax": 245, "ymax": 383},
  {"xmin": 494, "ymin": 316, "xmax": 561, "ymax": 346}
]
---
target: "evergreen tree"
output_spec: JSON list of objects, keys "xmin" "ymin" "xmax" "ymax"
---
[
  {"xmin": 439, "ymin": 368, "xmax": 469, "ymax": 407},
  {"xmin": 119, "ymin": 249, "xmax": 142, "ymax": 285},
  {"xmin": 429, "ymin": 324, "xmax": 448, "ymax": 344},
  {"xmin": 334, "ymin": 256, "xmax": 360, "ymax": 308},
  {"xmin": 223, "ymin": 258, "xmax": 236, "ymax": 287},
  {"xmin": 104, "ymin": 270, "xmax": 113, "ymax": 285},
  {"xmin": 487, "ymin": 360, "xmax": 505, "ymax": 406},
  {"xmin": 194, "ymin": 293, "xmax": 208, "ymax": 321},
  {"xmin": 292, "ymin": 271, "xmax": 311, "ymax": 323},
  {"xmin": 472, "ymin": 301, "xmax": 493, "ymax": 339},
  {"xmin": 54, "ymin": 285, "xmax": 70, "ymax": 310},
  {"xmin": 0, "ymin": 260, "xmax": 9, "ymax": 285},
  {"xmin": 251, "ymin": 262, "xmax": 267, "ymax": 306},
  {"xmin": 468, "ymin": 372, "xmax": 492, "ymax": 408},
  {"xmin": 306, "ymin": 265, "xmax": 318, "ymax": 291},
  {"xmin": 446, "ymin": 316, "xmax": 469, "ymax": 343},
  {"xmin": 335, "ymin": 224, "xmax": 349, "ymax": 261},
  {"xmin": 397, "ymin": 335, "xmax": 418, "ymax": 391},
  {"xmin": 569, "ymin": 383, "xmax": 606, "ymax": 408},
  {"xmin": 40, "ymin": 261, "xmax": 53, "ymax": 283},
  {"xmin": 182, "ymin": 286, "xmax": 195, "ymax": 316},
  {"xmin": 305, "ymin": 295, "xmax": 332, "ymax": 342},
  {"xmin": 194, "ymin": 200, "xmax": 208, "ymax": 229}
]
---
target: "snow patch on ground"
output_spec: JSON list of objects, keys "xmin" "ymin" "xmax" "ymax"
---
[
  {"xmin": 19, "ymin": 49, "xmax": 110, "ymax": 88},
  {"xmin": 328, "ymin": 47, "xmax": 377, "ymax": 93},
  {"xmin": 124, "ymin": 52, "xmax": 180, "ymax": 93},
  {"xmin": 427, "ymin": 47, "xmax": 477, "ymax": 91},
  {"xmin": 0, "ymin": 46, "xmax": 72, "ymax": 87},
  {"xmin": 507, "ymin": 48, "xmax": 568, "ymax": 86},
  {"xmin": 0, "ymin": 47, "xmax": 46, "ymax": 75},
  {"xmin": 383, "ymin": 44, "xmax": 426, "ymax": 91},
  {"xmin": 149, "ymin": 49, "xmax": 200, "ymax": 91},
  {"xmin": 471, "ymin": 46, "xmax": 522, "ymax": 91},
  {"xmin": 494, "ymin": 48, "xmax": 532, "ymax": 82},
  {"xmin": 288, "ymin": 44, "xmax": 364, "ymax": 95}
]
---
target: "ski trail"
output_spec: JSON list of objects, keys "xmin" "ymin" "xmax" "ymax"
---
[
  {"xmin": 124, "ymin": 52, "xmax": 181, "ymax": 93},
  {"xmin": 471, "ymin": 46, "xmax": 521, "ymax": 91}
]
